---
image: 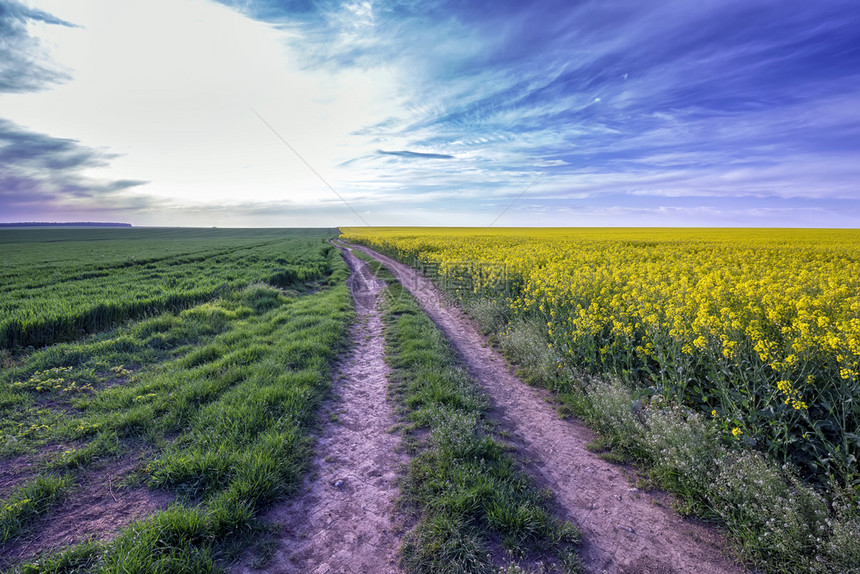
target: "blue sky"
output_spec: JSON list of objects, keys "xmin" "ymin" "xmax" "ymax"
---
[{"xmin": 1, "ymin": 0, "xmax": 858, "ymax": 227}]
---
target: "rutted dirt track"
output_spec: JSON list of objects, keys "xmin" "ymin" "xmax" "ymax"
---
[
  {"xmin": 233, "ymin": 247, "xmax": 405, "ymax": 574},
  {"xmin": 348, "ymin": 243, "xmax": 746, "ymax": 574}
]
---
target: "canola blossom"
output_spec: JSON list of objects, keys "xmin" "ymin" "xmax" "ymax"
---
[{"xmin": 341, "ymin": 227, "xmax": 860, "ymax": 486}]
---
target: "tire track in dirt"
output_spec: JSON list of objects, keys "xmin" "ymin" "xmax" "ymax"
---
[
  {"xmin": 233, "ymin": 247, "xmax": 405, "ymax": 574},
  {"xmin": 348, "ymin": 243, "xmax": 746, "ymax": 574}
]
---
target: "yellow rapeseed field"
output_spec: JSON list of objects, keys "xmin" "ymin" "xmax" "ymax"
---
[{"xmin": 342, "ymin": 227, "xmax": 860, "ymax": 485}]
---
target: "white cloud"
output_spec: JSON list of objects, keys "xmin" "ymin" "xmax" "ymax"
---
[{"xmin": 1, "ymin": 0, "xmax": 404, "ymax": 223}]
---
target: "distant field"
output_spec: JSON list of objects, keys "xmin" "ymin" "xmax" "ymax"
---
[{"xmin": 0, "ymin": 228, "xmax": 336, "ymax": 349}]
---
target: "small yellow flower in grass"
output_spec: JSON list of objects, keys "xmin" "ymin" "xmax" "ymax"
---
[
  {"xmin": 732, "ymin": 427, "xmax": 743, "ymax": 437},
  {"xmin": 711, "ymin": 409, "xmax": 717, "ymax": 417}
]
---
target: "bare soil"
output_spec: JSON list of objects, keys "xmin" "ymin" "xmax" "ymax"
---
[
  {"xmin": 232, "ymin": 246, "xmax": 406, "ymax": 574},
  {"xmin": 0, "ymin": 455, "xmax": 171, "ymax": 569},
  {"xmin": 349, "ymin": 243, "xmax": 747, "ymax": 574},
  {"xmin": 0, "ymin": 454, "xmax": 35, "ymax": 500},
  {"xmin": 0, "ymin": 443, "xmax": 83, "ymax": 500}
]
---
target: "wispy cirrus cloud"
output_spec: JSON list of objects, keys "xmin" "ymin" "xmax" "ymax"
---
[
  {"xmin": 218, "ymin": 0, "xmax": 859, "ymax": 224},
  {"xmin": 0, "ymin": 0, "xmax": 76, "ymax": 93}
]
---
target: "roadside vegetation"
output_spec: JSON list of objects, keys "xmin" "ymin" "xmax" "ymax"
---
[
  {"xmin": 0, "ymin": 229, "xmax": 351, "ymax": 572},
  {"xmin": 342, "ymin": 227, "xmax": 860, "ymax": 574},
  {"xmin": 369, "ymin": 249, "xmax": 582, "ymax": 573}
]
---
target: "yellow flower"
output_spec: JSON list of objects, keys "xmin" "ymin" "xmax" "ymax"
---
[{"xmin": 341, "ymin": 226, "xmax": 858, "ymax": 433}]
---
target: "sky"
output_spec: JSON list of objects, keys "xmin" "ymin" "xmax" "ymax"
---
[{"xmin": 0, "ymin": 0, "xmax": 859, "ymax": 227}]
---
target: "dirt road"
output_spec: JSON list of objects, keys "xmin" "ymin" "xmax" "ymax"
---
[
  {"xmin": 348, "ymin": 243, "xmax": 745, "ymax": 574},
  {"xmin": 233, "ymin": 247, "xmax": 405, "ymax": 574}
]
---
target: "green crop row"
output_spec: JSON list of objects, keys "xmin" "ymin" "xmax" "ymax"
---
[{"xmin": 0, "ymin": 229, "xmax": 338, "ymax": 350}]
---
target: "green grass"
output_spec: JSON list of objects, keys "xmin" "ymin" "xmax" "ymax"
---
[
  {"xmin": 16, "ymin": 540, "xmax": 103, "ymax": 574},
  {"xmin": 0, "ymin": 228, "xmax": 337, "ymax": 349},
  {"xmin": 1, "ymin": 475, "xmax": 72, "ymax": 543},
  {"xmin": 0, "ymin": 230, "xmax": 353, "ymax": 572},
  {"xmin": 381, "ymin": 283, "xmax": 581, "ymax": 574}
]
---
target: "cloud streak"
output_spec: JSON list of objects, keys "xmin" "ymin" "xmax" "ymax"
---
[
  {"xmin": 0, "ymin": 0, "xmax": 76, "ymax": 93},
  {"xmin": 0, "ymin": 118, "xmax": 149, "ymax": 221},
  {"xmin": 377, "ymin": 150, "xmax": 454, "ymax": 160}
]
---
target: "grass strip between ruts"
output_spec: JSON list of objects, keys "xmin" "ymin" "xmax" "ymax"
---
[{"xmin": 379, "ymin": 277, "xmax": 582, "ymax": 574}]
